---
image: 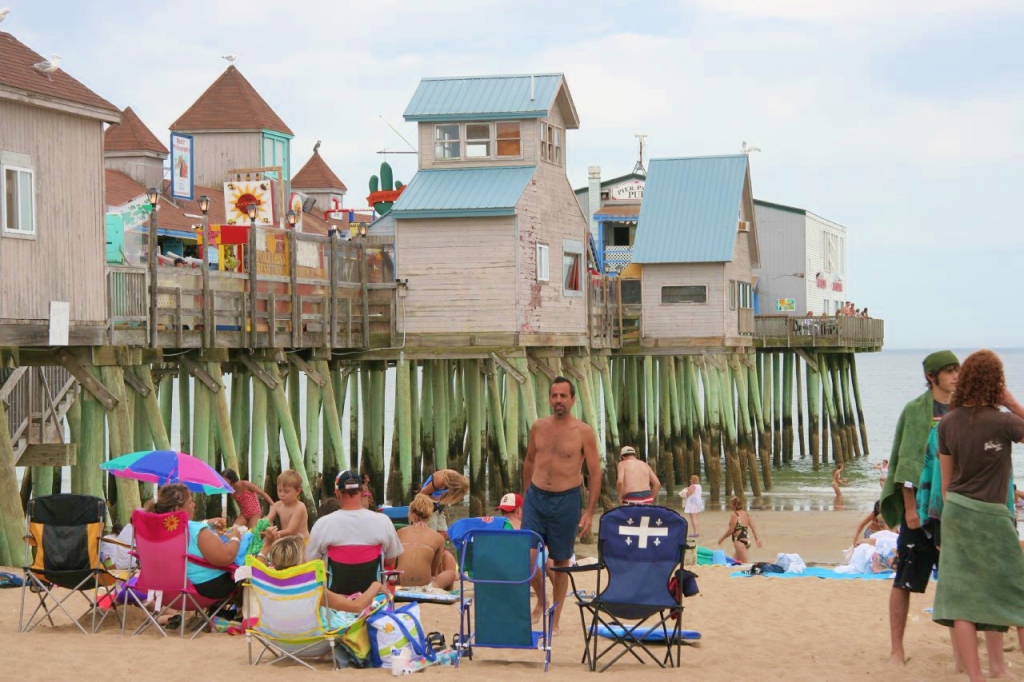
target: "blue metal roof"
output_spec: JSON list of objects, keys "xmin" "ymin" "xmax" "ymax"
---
[
  {"xmin": 632, "ymin": 155, "xmax": 749, "ymax": 264},
  {"xmin": 392, "ymin": 166, "xmax": 536, "ymax": 219},
  {"xmin": 403, "ymin": 74, "xmax": 567, "ymax": 123}
]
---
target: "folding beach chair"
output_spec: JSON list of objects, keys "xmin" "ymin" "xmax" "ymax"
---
[
  {"xmin": 19, "ymin": 494, "xmax": 121, "ymax": 634},
  {"xmin": 244, "ymin": 556, "xmax": 352, "ymax": 669},
  {"xmin": 126, "ymin": 508, "xmax": 239, "ymax": 638},
  {"xmin": 446, "ymin": 516, "xmax": 510, "ymax": 575},
  {"xmin": 555, "ymin": 505, "xmax": 690, "ymax": 672},
  {"xmin": 455, "ymin": 528, "xmax": 554, "ymax": 671},
  {"xmin": 326, "ymin": 544, "xmax": 400, "ymax": 596}
]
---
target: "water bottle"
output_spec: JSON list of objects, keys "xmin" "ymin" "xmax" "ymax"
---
[{"xmin": 391, "ymin": 646, "xmax": 410, "ymax": 675}]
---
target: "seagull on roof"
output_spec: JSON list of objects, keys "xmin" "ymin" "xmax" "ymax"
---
[
  {"xmin": 33, "ymin": 54, "xmax": 61, "ymax": 81},
  {"xmin": 313, "ymin": 140, "xmax": 321, "ymax": 153},
  {"xmin": 741, "ymin": 141, "xmax": 761, "ymax": 154},
  {"xmin": 0, "ymin": 8, "xmax": 10, "ymax": 22},
  {"xmin": 222, "ymin": 53, "xmax": 237, "ymax": 63}
]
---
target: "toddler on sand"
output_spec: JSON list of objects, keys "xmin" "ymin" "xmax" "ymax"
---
[
  {"xmin": 266, "ymin": 469, "xmax": 309, "ymax": 539},
  {"xmin": 222, "ymin": 468, "xmax": 274, "ymax": 529}
]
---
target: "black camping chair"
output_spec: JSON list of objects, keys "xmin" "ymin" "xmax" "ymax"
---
[
  {"xmin": 19, "ymin": 494, "xmax": 121, "ymax": 634},
  {"xmin": 554, "ymin": 505, "xmax": 692, "ymax": 672}
]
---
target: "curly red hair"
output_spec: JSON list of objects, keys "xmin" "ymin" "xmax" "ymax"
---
[{"xmin": 950, "ymin": 349, "xmax": 1004, "ymax": 408}]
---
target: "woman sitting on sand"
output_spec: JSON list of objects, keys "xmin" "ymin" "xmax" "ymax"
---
[
  {"xmin": 717, "ymin": 496, "xmax": 762, "ymax": 563},
  {"xmin": 851, "ymin": 500, "xmax": 888, "ymax": 547},
  {"xmin": 395, "ymin": 494, "xmax": 457, "ymax": 590}
]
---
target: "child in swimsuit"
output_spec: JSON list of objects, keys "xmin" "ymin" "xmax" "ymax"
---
[
  {"xmin": 717, "ymin": 496, "xmax": 762, "ymax": 563},
  {"xmin": 222, "ymin": 468, "xmax": 274, "ymax": 529}
]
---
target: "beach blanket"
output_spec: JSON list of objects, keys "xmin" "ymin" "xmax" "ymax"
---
[
  {"xmin": 932, "ymin": 492, "xmax": 1024, "ymax": 630},
  {"xmin": 730, "ymin": 566, "xmax": 894, "ymax": 581},
  {"xmin": 880, "ymin": 390, "xmax": 933, "ymax": 529}
]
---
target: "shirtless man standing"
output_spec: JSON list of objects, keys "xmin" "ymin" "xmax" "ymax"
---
[
  {"xmin": 522, "ymin": 376, "xmax": 601, "ymax": 635},
  {"xmin": 616, "ymin": 445, "xmax": 661, "ymax": 505}
]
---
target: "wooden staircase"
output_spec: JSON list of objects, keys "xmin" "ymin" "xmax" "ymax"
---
[{"xmin": 1, "ymin": 367, "xmax": 79, "ymax": 467}]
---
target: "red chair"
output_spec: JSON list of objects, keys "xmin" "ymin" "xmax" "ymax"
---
[
  {"xmin": 127, "ymin": 509, "xmax": 239, "ymax": 638},
  {"xmin": 326, "ymin": 544, "xmax": 400, "ymax": 596}
]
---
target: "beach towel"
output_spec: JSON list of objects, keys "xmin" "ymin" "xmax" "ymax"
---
[
  {"xmin": 730, "ymin": 566, "xmax": 894, "ymax": 580},
  {"xmin": 880, "ymin": 390, "xmax": 933, "ymax": 529},
  {"xmin": 932, "ymin": 492, "xmax": 1024, "ymax": 631}
]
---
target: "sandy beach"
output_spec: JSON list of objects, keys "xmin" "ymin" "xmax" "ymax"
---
[{"xmin": 1, "ymin": 509, "xmax": 1019, "ymax": 681}]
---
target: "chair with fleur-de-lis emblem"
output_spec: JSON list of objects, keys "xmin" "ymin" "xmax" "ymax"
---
[{"xmin": 554, "ymin": 505, "xmax": 696, "ymax": 672}]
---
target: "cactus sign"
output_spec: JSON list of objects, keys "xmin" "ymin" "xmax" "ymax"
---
[{"xmin": 367, "ymin": 161, "xmax": 405, "ymax": 215}]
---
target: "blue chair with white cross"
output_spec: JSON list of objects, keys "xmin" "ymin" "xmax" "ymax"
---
[{"xmin": 554, "ymin": 505, "xmax": 693, "ymax": 672}]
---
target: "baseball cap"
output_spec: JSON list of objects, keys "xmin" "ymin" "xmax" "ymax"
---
[
  {"xmin": 496, "ymin": 493, "xmax": 523, "ymax": 512},
  {"xmin": 620, "ymin": 445, "xmax": 636, "ymax": 456},
  {"xmin": 335, "ymin": 469, "xmax": 362, "ymax": 491}
]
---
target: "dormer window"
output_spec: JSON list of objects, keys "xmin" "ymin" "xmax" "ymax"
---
[{"xmin": 433, "ymin": 122, "xmax": 522, "ymax": 161}]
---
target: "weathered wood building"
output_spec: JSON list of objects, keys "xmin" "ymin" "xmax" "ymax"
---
[{"xmin": 392, "ymin": 74, "xmax": 598, "ymax": 347}]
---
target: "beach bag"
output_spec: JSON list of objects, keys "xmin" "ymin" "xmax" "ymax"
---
[
  {"xmin": 669, "ymin": 568, "xmax": 700, "ymax": 599},
  {"xmin": 748, "ymin": 562, "xmax": 785, "ymax": 575},
  {"xmin": 368, "ymin": 601, "xmax": 436, "ymax": 668}
]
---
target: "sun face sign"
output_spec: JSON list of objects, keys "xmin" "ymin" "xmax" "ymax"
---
[
  {"xmin": 224, "ymin": 180, "xmax": 275, "ymax": 226},
  {"xmin": 163, "ymin": 515, "xmax": 180, "ymax": 532}
]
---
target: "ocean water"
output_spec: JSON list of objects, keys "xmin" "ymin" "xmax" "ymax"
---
[{"xmin": 745, "ymin": 348, "xmax": 1024, "ymax": 512}]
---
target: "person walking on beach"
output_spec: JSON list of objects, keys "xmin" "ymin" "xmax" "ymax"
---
[
  {"xmin": 717, "ymin": 496, "xmax": 762, "ymax": 563},
  {"xmin": 831, "ymin": 462, "xmax": 849, "ymax": 502},
  {"xmin": 522, "ymin": 376, "xmax": 601, "ymax": 635},
  {"xmin": 616, "ymin": 445, "xmax": 660, "ymax": 505},
  {"xmin": 931, "ymin": 350, "xmax": 1024, "ymax": 681},
  {"xmin": 680, "ymin": 475, "xmax": 704, "ymax": 537},
  {"xmin": 879, "ymin": 350, "xmax": 959, "ymax": 667}
]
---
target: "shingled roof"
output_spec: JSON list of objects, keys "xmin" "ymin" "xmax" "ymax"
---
[
  {"xmin": 104, "ymin": 106, "xmax": 168, "ymax": 155},
  {"xmin": 170, "ymin": 65, "xmax": 292, "ymax": 135},
  {"xmin": 0, "ymin": 31, "xmax": 119, "ymax": 120},
  {"xmin": 291, "ymin": 150, "xmax": 347, "ymax": 191}
]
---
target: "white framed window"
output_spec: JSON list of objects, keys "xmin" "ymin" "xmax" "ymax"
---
[
  {"xmin": 433, "ymin": 122, "xmax": 522, "ymax": 161},
  {"xmin": 2, "ymin": 165, "xmax": 35, "ymax": 236},
  {"xmin": 737, "ymin": 281, "xmax": 752, "ymax": 309},
  {"xmin": 434, "ymin": 124, "xmax": 461, "ymax": 159},
  {"xmin": 540, "ymin": 123, "xmax": 563, "ymax": 165},
  {"xmin": 729, "ymin": 280, "xmax": 737, "ymax": 310},
  {"xmin": 823, "ymin": 230, "xmax": 839, "ymax": 272},
  {"xmin": 536, "ymin": 242, "xmax": 550, "ymax": 282},
  {"xmin": 562, "ymin": 239, "xmax": 583, "ymax": 295},
  {"xmin": 661, "ymin": 285, "xmax": 707, "ymax": 304}
]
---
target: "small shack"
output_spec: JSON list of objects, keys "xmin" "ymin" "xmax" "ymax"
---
[
  {"xmin": 631, "ymin": 155, "xmax": 759, "ymax": 347},
  {"xmin": 392, "ymin": 73, "xmax": 590, "ymax": 346}
]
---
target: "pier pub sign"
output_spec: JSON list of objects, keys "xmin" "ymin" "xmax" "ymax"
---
[{"xmin": 607, "ymin": 178, "xmax": 644, "ymax": 202}]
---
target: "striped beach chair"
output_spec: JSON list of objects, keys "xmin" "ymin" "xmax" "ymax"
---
[{"xmin": 244, "ymin": 556, "xmax": 345, "ymax": 669}]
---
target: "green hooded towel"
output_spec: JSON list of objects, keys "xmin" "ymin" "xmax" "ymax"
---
[{"xmin": 879, "ymin": 390, "xmax": 934, "ymax": 529}]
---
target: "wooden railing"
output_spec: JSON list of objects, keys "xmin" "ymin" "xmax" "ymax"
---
[
  {"xmin": 108, "ymin": 231, "xmax": 398, "ymax": 349},
  {"xmin": 753, "ymin": 315, "xmax": 885, "ymax": 349},
  {"xmin": 0, "ymin": 365, "xmax": 76, "ymax": 462}
]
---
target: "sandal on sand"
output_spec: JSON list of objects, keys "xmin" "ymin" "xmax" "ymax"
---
[{"xmin": 158, "ymin": 614, "xmax": 182, "ymax": 629}]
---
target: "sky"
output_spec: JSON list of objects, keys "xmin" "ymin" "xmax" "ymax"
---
[{"xmin": 7, "ymin": 0, "xmax": 1023, "ymax": 349}]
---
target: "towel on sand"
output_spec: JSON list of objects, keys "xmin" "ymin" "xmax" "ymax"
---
[
  {"xmin": 880, "ymin": 390, "xmax": 933, "ymax": 528},
  {"xmin": 932, "ymin": 492, "xmax": 1024, "ymax": 631},
  {"xmin": 730, "ymin": 566, "xmax": 893, "ymax": 581}
]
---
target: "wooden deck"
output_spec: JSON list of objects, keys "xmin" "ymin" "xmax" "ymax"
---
[{"xmin": 753, "ymin": 315, "xmax": 885, "ymax": 352}]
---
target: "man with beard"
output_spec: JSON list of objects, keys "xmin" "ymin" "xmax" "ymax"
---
[{"xmin": 522, "ymin": 376, "xmax": 600, "ymax": 634}]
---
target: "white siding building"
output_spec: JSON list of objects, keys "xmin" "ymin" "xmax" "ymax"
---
[{"xmin": 753, "ymin": 199, "xmax": 849, "ymax": 316}]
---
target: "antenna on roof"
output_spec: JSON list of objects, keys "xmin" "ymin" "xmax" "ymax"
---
[
  {"xmin": 632, "ymin": 133, "xmax": 648, "ymax": 176},
  {"xmin": 376, "ymin": 115, "xmax": 418, "ymax": 155}
]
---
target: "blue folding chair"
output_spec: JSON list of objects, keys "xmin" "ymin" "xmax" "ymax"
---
[
  {"xmin": 446, "ymin": 517, "xmax": 510, "ymax": 575},
  {"xmin": 555, "ymin": 505, "xmax": 691, "ymax": 672},
  {"xmin": 455, "ymin": 528, "xmax": 555, "ymax": 671}
]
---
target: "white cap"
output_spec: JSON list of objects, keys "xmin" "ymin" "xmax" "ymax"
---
[{"xmin": 620, "ymin": 446, "xmax": 636, "ymax": 456}]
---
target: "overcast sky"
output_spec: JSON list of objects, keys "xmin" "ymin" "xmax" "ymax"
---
[{"xmin": 10, "ymin": 0, "xmax": 1022, "ymax": 348}]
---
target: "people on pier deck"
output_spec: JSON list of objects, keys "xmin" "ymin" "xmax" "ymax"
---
[
  {"xmin": 266, "ymin": 469, "xmax": 309, "ymax": 540},
  {"xmin": 616, "ymin": 445, "xmax": 661, "ymax": 505},
  {"xmin": 879, "ymin": 349, "xmax": 959, "ymax": 668},
  {"xmin": 522, "ymin": 375, "xmax": 601, "ymax": 635}
]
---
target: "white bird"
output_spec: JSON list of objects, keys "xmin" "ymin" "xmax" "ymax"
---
[
  {"xmin": 741, "ymin": 141, "xmax": 762, "ymax": 154},
  {"xmin": 32, "ymin": 54, "xmax": 61, "ymax": 80},
  {"xmin": 0, "ymin": 8, "xmax": 10, "ymax": 22},
  {"xmin": 222, "ymin": 53, "xmax": 237, "ymax": 63}
]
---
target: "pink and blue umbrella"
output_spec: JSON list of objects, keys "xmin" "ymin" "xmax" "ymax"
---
[{"xmin": 100, "ymin": 450, "xmax": 233, "ymax": 495}]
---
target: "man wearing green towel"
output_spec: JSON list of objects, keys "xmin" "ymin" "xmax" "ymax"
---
[{"xmin": 880, "ymin": 350, "xmax": 959, "ymax": 667}]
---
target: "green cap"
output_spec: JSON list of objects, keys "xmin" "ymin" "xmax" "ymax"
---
[{"xmin": 923, "ymin": 350, "xmax": 959, "ymax": 375}]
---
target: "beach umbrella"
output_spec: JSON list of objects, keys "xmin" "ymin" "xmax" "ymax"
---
[{"xmin": 100, "ymin": 450, "xmax": 233, "ymax": 495}]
